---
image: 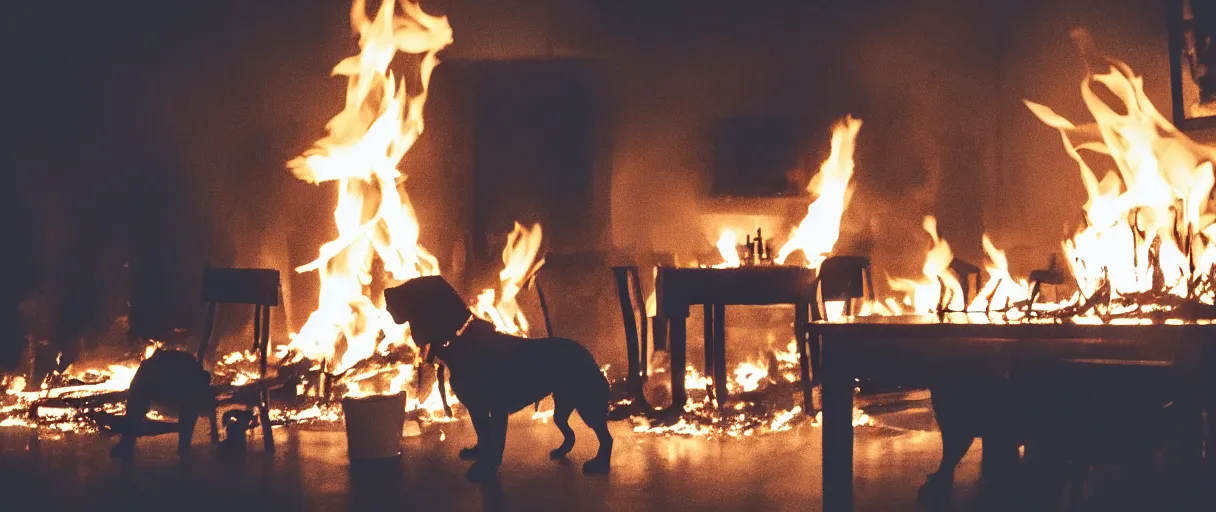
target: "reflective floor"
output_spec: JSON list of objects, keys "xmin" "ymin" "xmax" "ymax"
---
[{"xmin": 0, "ymin": 404, "xmax": 981, "ymax": 512}]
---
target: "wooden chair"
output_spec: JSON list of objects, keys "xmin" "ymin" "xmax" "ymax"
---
[
  {"xmin": 611, "ymin": 265, "xmax": 650, "ymax": 404},
  {"xmin": 805, "ymin": 256, "xmax": 874, "ymax": 395},
  {"xmin": 949, "ymin": 258, "xmax": 981, "ymax": 307},
  {"xmin": 196, "ymin": 266, "xmax": 280, "ymax": 453}
]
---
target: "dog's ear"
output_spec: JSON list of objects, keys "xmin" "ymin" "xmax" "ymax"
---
[{"xmin": 383, "ymin": 276, "xmax": 473, "ymax": 345}]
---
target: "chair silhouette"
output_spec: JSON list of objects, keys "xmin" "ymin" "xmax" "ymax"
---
[
  {"xmin": 805, "ymin": 256, "xmax": 874, "ymax": 391},
  {"xmin": 196, "ymin": 266, "xmax": 280, "ymax": 453},
  {"xmin": 949, "ymin": 258, "xmax": 981, "ymax": 309},
  {"xmin": 611, "ymin": 265, "xmax": 650, "ymax": 404}
]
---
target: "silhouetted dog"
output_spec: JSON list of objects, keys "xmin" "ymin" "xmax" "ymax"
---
[
  {"xmin": 919, "ymin": 369, "xmax": 1022, "ymax": 506},
  {"xmin": 384, "ymin": 276, "xmax": 613, "ymax": 482},
  {"xmin": 110, "ymin": 349, "xmax": 218, "ymax": 459}
]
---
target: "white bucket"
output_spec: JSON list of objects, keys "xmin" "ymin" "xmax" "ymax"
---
[{"xmin": 341, "ymin": 392, "xmax": 407, "ymax": 460}]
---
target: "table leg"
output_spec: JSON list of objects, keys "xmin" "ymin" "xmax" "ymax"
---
[
  {"xmin": 794, "ymin": 303, "xmax": 813, "ymax": 413},
  {"xmin": 652, "ymin": 315, "xmax": 668, "ymax": 352},
  {"xmin": 822, "ymin": 335, "xmax": 853, "ymax": 512},
  {"xmin": 713, "ymin": 304, "xmax": 727, "ymax": 410},
  {"xmin": 669, "ymin": 317, "xmax": 688, "ymax": 412},
  {"xmin": 703, "ymin": 304, "xmax": 715, "ymax": 402}
]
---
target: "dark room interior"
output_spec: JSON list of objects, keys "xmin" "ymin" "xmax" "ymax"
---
[{"xmin": 6, "ymin": 0, "xmax": 1216, "ymax": 510}]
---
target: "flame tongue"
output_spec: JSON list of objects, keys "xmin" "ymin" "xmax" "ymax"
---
[
  {"xmin": 775, "ymin": 116, "xmax": 863, "ymax": 269},
  {"xmin": 287, "ymin": 0, "xmax": 453, "ymax": 374},
  {"xmin": 474, "ymin": 222, "xmax": 546, "ymax": 336},
  {"xmin": 888, "ymin": 216, "xmax": 965, "ymax": 313}
]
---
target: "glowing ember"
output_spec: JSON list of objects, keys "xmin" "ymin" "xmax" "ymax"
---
[
  {"xmin": 629, "ymin": 338, "xmax": 874, "ymax": 437},
  {"xmin": 730, "ymin": 361, "xmax": 768, "ymax": 393}
]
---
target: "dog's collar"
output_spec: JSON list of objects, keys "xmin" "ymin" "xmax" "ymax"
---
[{"xmin": 442, "ymin": 314, "xmax": 477, "ymax": 348}]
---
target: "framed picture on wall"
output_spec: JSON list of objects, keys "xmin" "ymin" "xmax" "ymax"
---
[{"xmin": 1170, "ymin": 0, "xmax": 1216, "ymax": 130}]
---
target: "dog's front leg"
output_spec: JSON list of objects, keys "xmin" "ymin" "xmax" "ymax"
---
[
  {"xmin": 466, "ymin": 411, "xmax": 507, "ymax": 483},
  {"xmin": 460, "ymin": 406, "xmax": 491, "ymax": 460}
]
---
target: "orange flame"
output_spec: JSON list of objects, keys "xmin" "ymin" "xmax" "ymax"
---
[
  {"xmin": 474, "ymin": 222, "xmax": 546, "ymax": 336},
  {"xmin": 888, "ymin": 216, "xmax": 964, "ymax": 313},
  {"xmin": 967, "ymin": 235, "xmax": 1030, "ymax": 311},
  {"xmin": 286, "ymin": 0, "xmax": 453, "ymax": 373},
  {"xmin": 1025, "ymin": 36, "xmax": 1216, "ymax": 305},
  {"xmin": 713, "ymin": 230, "xmax": 742, "ymax": 268},
  {"xmin": 775, "ymin": 116, "xmax": 863, "ymax": 268}
]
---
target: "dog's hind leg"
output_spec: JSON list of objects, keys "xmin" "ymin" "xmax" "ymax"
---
[
  {"xmin": 549, "ymin": 394, "xmax": 576, "ymax": 460},
  {"xmin": 576, "ymin": 400, "xmax": 612, "ymax": 475}
]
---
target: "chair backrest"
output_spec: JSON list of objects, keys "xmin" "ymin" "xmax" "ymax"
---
[
  {"xmin": 949, "ymin": 258, "xmax": 981, "ymax": 306},
  {"xmin": 197, "ymin": 267, "xmax": 281, "ymax": 364},
  {"xmin": 611, "ymin": 265, "xmax": 650, "ymax": 391},
  {"xmin": 817, "ymin": 256, "xmax": 872, "ymax": 300},
  {"xmin": 202, "ymin": 268, "xmax": 281, "ymax": 306},
  {"xmin": 814, "ymin": 256, "xmax": 873, "ymax": 319}
]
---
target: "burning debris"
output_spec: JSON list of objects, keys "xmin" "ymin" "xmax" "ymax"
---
[{"xmin": 624, "ymin": 340, "xmax": 875, "ymax": 438}]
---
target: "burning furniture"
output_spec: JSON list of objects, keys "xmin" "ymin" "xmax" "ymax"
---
[
  {"xmin": 196, "ymin": 267, "xmax": 281, "ymax": 453},
  {"xmin": 654, "ymin": 265, "xmax": 816, "ymax": 412}
]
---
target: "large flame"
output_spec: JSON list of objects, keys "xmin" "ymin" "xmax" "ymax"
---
[
  {"xmin": 1025, "ymin": 33, "xmax": 1216, "ymax": 307},
  {"xmin": 286, "ymin": 0, "xmax": 453, "ymax": 373},
  {"xmin": 774, "ymin": 116, "xmax": 863, "ymax": 268},
  {"xmin": 883, "ymin": 32, "xmax": 1216, "ymax": 320}
]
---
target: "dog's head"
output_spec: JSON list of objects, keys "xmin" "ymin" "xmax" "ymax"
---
[{"xmin": 383, "ymin": 275, "xmax": 473, "ymax": 348}]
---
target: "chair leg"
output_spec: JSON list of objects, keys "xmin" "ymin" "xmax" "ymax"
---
[
  {"xmin": 795, "ymin": 303, "xmax": 814, "ymax": 413},
  {"xmin": 712, "ymin": 304, "xmax": 726, "ymax": 411},
  {"xmin": 258, "ymin": 305, "xmax": 274, "ymax": 453},
  {"xmin": 613, "ymin": 269, "xmax": 643, "ymax": 400},
  {"xmin": 652, "ymin": 316, "xmax": 668, "ymax": 352},
  {"xmin": 702, "ymin": 304, "xmax": 715, "ymax": 402},
  {"xmin": 196, "ymin": 302, "xmax": 218, "ymax": 365},
  {"xmin": 627, "ymin": 267, "xmax": 649, "ymax": 382}
]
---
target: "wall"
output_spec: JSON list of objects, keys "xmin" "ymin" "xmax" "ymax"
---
[
  {"xmin": 595, "ymin": 0, "xmax": 1004, "ymax": 281},
  {"xmin": 590, "ymin": 0, "xmax": 1174, "ymax": 283}
]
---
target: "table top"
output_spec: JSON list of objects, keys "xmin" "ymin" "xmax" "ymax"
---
[
  {"xmin": 808, "ymin": 313, "xmax": 1216, "ymax": 340},
  {"xmin": 807, "ymin": 314, "xmax": 1216, "ymax": 384},
  {"xmin": 656, "ymin": 265, "xmax": 817, "ymax": 316}
]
